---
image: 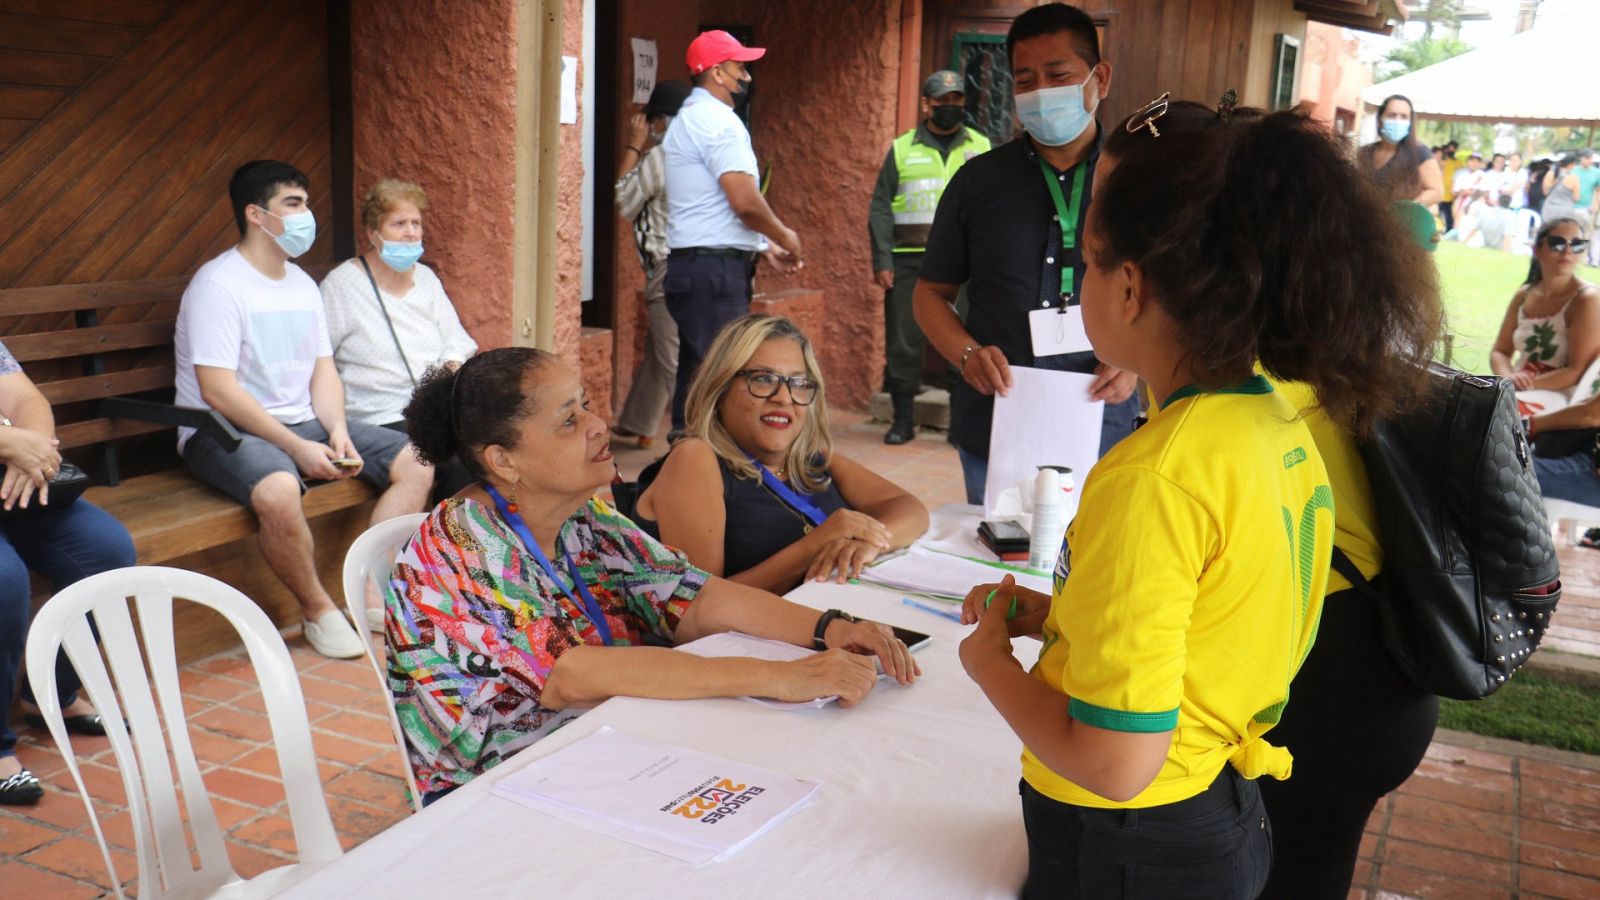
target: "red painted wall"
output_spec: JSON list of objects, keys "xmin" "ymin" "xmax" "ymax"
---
[{"xmin": 350, "ymin": 0, "xmax": 521, "ymax": 349}]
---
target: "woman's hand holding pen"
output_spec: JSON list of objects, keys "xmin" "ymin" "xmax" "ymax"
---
[{"xmin": 960, "ymin": 574, "xmax": 1051, "ymax": 639}]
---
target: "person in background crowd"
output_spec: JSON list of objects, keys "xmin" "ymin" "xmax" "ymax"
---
[
  {"xmin": 1580, "ymin": 151, "xmax": 1600, "ymax": 266},
  {"xmin": 1526, "ymin": 157, "xmax": 1552, "ymax": 216},
  {"xmin": 633, "ymin": 316, "xmax": 929, "ymax": 594},
  {"xmin": 957, "ymin": 97, "xmax": 1442, "ymax": 899},
  {"xmin": 1485, "ymin": 153, "xmax": 1509, "ymax": 205},
  {"xmin": 175, "ymin": 161, "xmax": 434, "ymax": 659},
  {"xmin": 1438, "ymin": 139, "xmax": 1460, "ymax": 232},
  {"xmin": 662, "ymin": 30, "xmax": 803, "ymax": 435},
  {"xmin": 913, "ymin": 4, "xmax": 1141, "ymax": 506},
  {"xmin": 1507, "ymin": 152, "xmax": 1529, "ymax": 210},
  {"xmin": 1451, "ymin": 152, "xmax": 1485, "ymax": 228},
  {"xmin": 0, "ymin": 340, "xmax": 137, "ymax": 805},
  {"xmin": 611, "ymin": 80, "xmax": 692, "ymax": 449},
  {"xmin": 1541, "ymin": 154, "xmax": 1583, "ymax": 226},
  {"xmin": 320, "ymin": 179, "xmax": 476, "ymax": 513},
  {"xmin": 1490, "ymin": 217, "xmax": 1598, "ymax": 393},
  {"xmin": 387, "ymin": 348, "xmax": 919, "ymax": 804},
  {"xmin": 868, "ymin": 70, "xmax": 992, "ymax": 445},
  {"xmin": 1355, "ymin": 94, "xmax": 1442, "ymax": 206},
  {"xmin": 1462, "ymin": 194, "xmax": 1517, "ymax": 252}
]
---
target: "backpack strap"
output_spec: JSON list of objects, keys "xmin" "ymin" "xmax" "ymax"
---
[{"xmin": 1329, "ymin": 546, "xmax": 1383, "ymax": 604}]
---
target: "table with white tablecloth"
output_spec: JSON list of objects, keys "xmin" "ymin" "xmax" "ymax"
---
[{"xmin": 282, "ymin": 574, "xmax": 1039, "ymax": 898}]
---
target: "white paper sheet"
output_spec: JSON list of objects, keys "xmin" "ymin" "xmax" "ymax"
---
[
  {"xmin": 983, "ymin": 366, "xmax": 1103, "ymax": 516},
  {"xmin": 674, "ymin": 632, "xmax": 835, "ymax": 709},
  {"xmin": 493, "ymin": 727, "xmax": 820, "ymax": 865},
  {"xmin": 560, "ymin": 55, "xmax": 579, "ymax": 124},
  {"xmin": 857, "ymin": 545, "xmax": 1050, "ymax": 600},
  {"xmin": 630, "ymin": 38, "xmax": 658, "ymax": 104}
]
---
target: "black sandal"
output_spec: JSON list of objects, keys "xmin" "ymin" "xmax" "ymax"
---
[
  {"xmin": 0, "ymin": 769, "xmax": 44, "ymax": 805},
  {"xmin": 24, "ymin": 712, "xmax": 108, "ymax": 737}
]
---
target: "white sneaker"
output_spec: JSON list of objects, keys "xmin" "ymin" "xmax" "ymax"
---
[
  {"xmin": 303, "ymin": 610, "xmax": 366, "ymax": 659},
  {"xmin": 366, "ymin": 605, "xmax": 384, "ymax": 632}
]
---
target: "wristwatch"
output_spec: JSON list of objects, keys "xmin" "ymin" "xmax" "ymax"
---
[{"xmin": 812, "ymin": 608, "xmax": 857, "ymax": 651}]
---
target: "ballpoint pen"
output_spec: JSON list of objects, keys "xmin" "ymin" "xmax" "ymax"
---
[{"xmin": 901, "ymin": 596, "xmax": 962, "ymax": 623}]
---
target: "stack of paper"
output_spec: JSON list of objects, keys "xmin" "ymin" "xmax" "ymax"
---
[
  {"xmin": 856, "ymin": 545, "xmax": 1051, "ymax": 601},
  {"xmin": 493, "ymin": 727, "xmax": 820, "ymax": 865},
  {"xmin": 674, "ymin": 631, "xmax": 836, "ymax": 710}
]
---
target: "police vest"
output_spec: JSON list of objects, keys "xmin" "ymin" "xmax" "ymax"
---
[{"xmin": 891, "ymin": 127, "xmax": 991, "ymax": 252}]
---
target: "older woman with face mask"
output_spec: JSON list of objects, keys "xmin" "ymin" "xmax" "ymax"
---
[{"xmin": 387, "ymin": 349, "xmax": 919, "ymax": 805}]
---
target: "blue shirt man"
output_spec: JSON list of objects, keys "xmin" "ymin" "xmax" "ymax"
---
[{"xmin": 660, "ymin": 30, "xmax": 803, "ymax": 432}]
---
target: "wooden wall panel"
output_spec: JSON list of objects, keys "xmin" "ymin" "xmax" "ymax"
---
[{"xmin": 0, "ymin": 0, "xmax": 337, "ymax": 290}]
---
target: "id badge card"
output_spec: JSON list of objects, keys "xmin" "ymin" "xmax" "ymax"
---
[{"xmin": 1029, "ymin": 303, "xmax": 1093, "ymax": 357}]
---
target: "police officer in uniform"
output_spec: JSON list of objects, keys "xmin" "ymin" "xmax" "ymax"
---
[{"xmin": 868, "ymin": 71, "xmax": 991, "ymax": 445}]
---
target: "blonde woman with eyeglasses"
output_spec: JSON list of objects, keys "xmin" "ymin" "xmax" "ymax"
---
[{"xmin": 634, "ymin": 315, "xmax": 928, "ymax": 594}]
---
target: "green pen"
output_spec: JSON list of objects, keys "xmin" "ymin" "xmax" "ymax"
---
[{"xmin": 984, "ymin": 588, "xmax": 1020, "ymax": 621}]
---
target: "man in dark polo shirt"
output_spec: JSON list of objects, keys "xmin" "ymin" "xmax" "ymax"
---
[{"xmin": 913, "ymin": 3, "xmax": 1138, "ymax": 504}]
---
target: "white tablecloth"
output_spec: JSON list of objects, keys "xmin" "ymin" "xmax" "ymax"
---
[{"xmin": 282, "ymin": 580, "xmax": 1040, "ymax": 898}]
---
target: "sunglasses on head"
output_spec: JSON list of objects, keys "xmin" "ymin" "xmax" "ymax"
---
[{"xmin": 1543, "ymin": 235, "xmax": 1591, "ymax": 255}]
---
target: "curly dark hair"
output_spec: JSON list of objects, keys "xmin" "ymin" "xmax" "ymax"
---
[
  {"xmin": 403, "ymin": 347, "xmax": 555, "ymax": 480},
  {"xmin": 1094, "ymin": 101, "xmax": 1443, "ymax": 435}
]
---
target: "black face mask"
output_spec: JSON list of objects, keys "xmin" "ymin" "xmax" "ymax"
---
[{"xmin": 930, "ymin": 104, "xmax": 964, "ymax": 131}]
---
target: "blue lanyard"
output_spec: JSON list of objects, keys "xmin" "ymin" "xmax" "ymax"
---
[
  {"xmin": 482, "ymin": 483, "xmax": 613, "ymax": 646},
  {"xmin": 743, "ymin": 452, "xmax": 827, "ymax": 527}
]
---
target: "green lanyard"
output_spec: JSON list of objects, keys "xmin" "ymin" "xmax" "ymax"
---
[{"xmin": 1038, "ymin": 157, "xmax": 1088, "ymax": 304}]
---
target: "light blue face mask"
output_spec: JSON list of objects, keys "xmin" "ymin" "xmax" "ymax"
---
[
  {"xmin": 262, "ymin": 208, "xmax": 316, "ymax": 258},
  {"xmin": 380, "ymin": 239, "xmax": 424, "ymax": 272},
  {"xmin": 1014, "ymin": 73, "xmax": 1097, "ymax": 147},
  {"xmin": 1381, "ymin": 119, "xmax": 1411, "ymax": 143}
]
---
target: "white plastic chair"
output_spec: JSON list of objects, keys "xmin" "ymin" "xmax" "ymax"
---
[
  {"xmin": 340, "ymin": 512, "xmax": 428, "ymax": 813},
  {"xmin": 25, "ymin": 566, "xmax": 341, "ymax": 899}
]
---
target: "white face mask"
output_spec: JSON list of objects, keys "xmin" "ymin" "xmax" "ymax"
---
[
  {"xmin": 260, "ymin": 208, "xmax": 316, "ymax": 258},
  {"xmin": 1014, "ymin": 72, "xmax": 1097, "ymax": 147},
  {"xmin": 650, "ymin": 115, "xmax": 672, "ymax": 143}
]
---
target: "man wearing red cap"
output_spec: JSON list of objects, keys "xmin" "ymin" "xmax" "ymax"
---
[{"xmin": 661, "ymin": 29, "xmax": 802, "ymax": 434}]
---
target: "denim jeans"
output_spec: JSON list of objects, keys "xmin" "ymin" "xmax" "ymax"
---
[
  {"xmin": 1533, "ymin": 452, "xmax": 1600, "ymax": 507},
  {"xmin": 0, "ymin": 500, "xmax": 136, "ymax": 757}
]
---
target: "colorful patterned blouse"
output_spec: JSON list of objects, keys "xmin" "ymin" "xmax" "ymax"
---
[
  {"xmin": 385, "ymin": 495, "xmax": 708, "ymax": 795},
  {"xmin": 0, "ymin": 340, "xmax": 20, "ymax": 376}
]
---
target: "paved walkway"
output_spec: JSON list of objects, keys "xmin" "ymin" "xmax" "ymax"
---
[{"xmin": 2, "ymin": 412, "xmax": 1597, "ymax": 898}]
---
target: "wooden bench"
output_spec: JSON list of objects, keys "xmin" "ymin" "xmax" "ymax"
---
[{"xmin": 2, "ymin": 276, "xmax": 378, "ymax": 662}]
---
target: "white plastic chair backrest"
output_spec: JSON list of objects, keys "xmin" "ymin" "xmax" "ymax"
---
[
  {"xmin": 25, "ymin": 566, "xmax": 341, "ymax": 899},
  {"xmin": 1518, "ymin": 208, "xmax": 1541, "ymax": 242},
  {"xmin": 340, "ymin": 512, "xmax": 427, "ymax": 813}
]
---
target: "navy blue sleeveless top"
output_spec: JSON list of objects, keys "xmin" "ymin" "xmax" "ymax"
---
[{"xmin": 634, "ymin": 453, "xmax": 848, "ymax": 576}]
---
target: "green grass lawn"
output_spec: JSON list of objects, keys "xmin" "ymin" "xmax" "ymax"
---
[
  {"xmin": 1435, "ymin": 242, "xmax": 1600, "ymax": 376},
  {"xmin": 1437, "ymin": 671, "xmax": 1600, "ymax": 755}
]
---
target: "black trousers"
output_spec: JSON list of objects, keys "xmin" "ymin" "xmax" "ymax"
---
[
  {"xmin": 664, "ymin": 250, "xmax": 755, "ymax": 431},
  {"xmin": 1020, "ymin": 766, "xmax": 1272, "ymax": 899},
  {"xmin": 1257, "ymin": 584, "xmax": 1439, "ymax": 899}
]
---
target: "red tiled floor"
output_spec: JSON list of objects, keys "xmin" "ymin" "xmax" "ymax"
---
[{"xmin": 3, "ymin": 410, "xmax": 1598, "ymax": 898}]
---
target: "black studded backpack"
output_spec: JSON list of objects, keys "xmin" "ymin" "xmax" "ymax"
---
[{"xmin": 1329, "ymin": 363, "xmax": 1562, "ymax": 700}]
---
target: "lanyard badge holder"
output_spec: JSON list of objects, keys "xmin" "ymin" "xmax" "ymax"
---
[
  {"xmin": 744, "ymin": 452, "xmax": 828, "ymax": 532},
  {"xmin": 1029, "ymin": 160, "xmax": 1095, "ymax": 357},
  {"xmin": 483, "ymin": 482, "xmax": 614, "ymax": 645}
]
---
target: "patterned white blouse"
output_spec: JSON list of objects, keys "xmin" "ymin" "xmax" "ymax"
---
[{"xmin": 320, "ymin": 258, "xmax": 478, "ymax": 426}]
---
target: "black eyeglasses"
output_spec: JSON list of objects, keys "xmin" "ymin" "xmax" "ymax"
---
[
  {"xmin": 1544, "ymin": 235, "xmax": 1591, "ymax": 255},
  {"xmin": 736, "ymin": 369, "xmax": 818, "ymax": 405}
]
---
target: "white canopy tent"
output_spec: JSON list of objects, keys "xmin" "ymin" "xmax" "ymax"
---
[{"xmin": 1361, "ymin": 26, "xmax": 1600, "ymax": 130}]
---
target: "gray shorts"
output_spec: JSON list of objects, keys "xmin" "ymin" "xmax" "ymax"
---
[{"xmin": 183, "ymin": 419, "xmax": 410, "ymax": 511}]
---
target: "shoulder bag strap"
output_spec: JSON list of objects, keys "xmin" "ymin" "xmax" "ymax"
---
[
  {"xmin": 1329, "ymin": 546, "xmax": 1383, "ymax": 604},
  {"xmin": 357, "ymin": 256, "xmax": 417, "ymax": 387}
]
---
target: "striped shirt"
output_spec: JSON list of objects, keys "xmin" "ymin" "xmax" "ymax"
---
[{"xmin": 617, "ymin": 144, "xmax": 669, "ymax": 267}]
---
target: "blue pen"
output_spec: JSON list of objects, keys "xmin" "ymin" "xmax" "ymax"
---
[{"xmin": 902, "ymin": 596, "xmax": 963, "ymax": 623}]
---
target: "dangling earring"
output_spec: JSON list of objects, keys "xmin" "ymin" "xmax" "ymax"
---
[{"xmin": 506, "ymin": 490, "xmax": 519, "ymax": 514}]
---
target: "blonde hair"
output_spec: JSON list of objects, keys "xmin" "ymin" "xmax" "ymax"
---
[
  {"xmin": 682, "ymin": 315, "xmax": 833, "ymax": 493},
  {"xmin": 360, "ymin": 178, "xmax": 429, "ymax": 232}
]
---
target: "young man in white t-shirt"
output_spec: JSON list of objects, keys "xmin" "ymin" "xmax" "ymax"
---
[{"xmin": 174, "ymin": 161, "xmax": 434, "ymax": 658}]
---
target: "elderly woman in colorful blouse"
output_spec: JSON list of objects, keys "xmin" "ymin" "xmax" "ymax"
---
[{"xmin": 386, "ymin": 347, "xmax": 920, "ymax": 805}]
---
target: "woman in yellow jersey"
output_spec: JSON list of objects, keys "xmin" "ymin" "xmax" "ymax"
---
[{"xmin": 957, "ymin": 98, "xmax": 1442, "ymax": 899}]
